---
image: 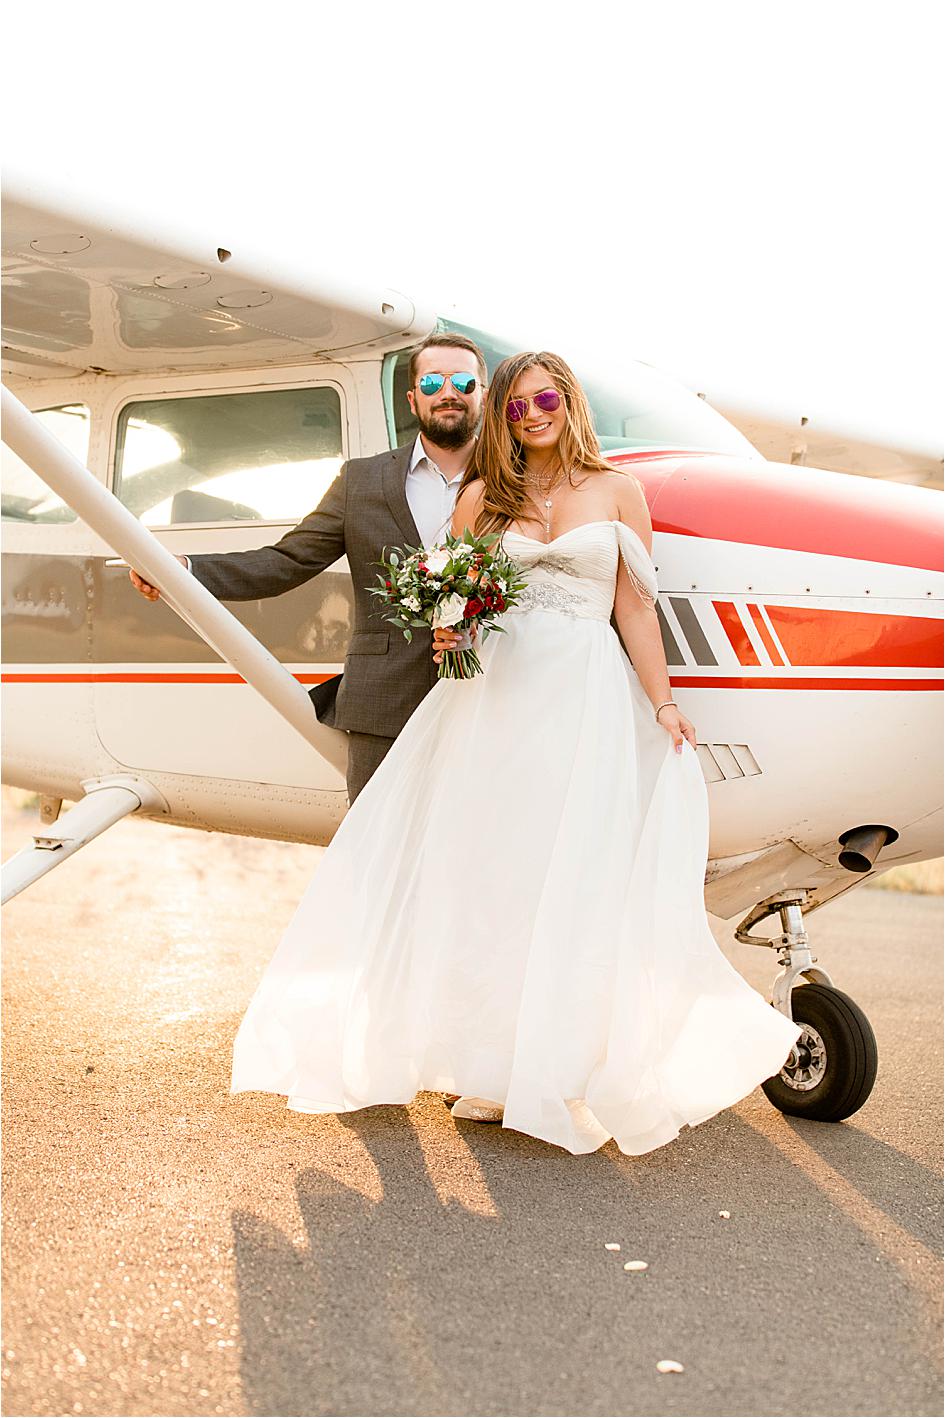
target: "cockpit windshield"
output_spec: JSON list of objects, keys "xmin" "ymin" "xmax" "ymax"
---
[{"xmin": 383, "ymin": 318, "xmax": 760, "ymax": 460}]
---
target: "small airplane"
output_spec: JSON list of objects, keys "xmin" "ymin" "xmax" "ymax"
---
[{"xmin": 2, "ymin": 180, "xmax": 942, "ymax": 1126}]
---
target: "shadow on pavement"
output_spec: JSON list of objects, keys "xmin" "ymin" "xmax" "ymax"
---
[
  {"xmin": 230, "ymin": 1097, "xmax": 942, "ymax": 1418},
  {"xmin": 778, "ymin": 1116, "xmax": 944, "ymax": 1252}
]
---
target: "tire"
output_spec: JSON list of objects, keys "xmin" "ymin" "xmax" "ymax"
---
[{"xmin": 761, "ymin": 983, "xmax": 878, "ymax": 1122}]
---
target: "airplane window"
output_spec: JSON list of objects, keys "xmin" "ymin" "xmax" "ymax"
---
[
  {"xmin": 114, "ymin": 386, "xmax": 345, "ymax": 527},
  {"xmin": 383, "ymin": 320, "xmax": 760, "ymax": 460},
  {"xmin": 1, "ymin": 405, "xmax": 86, "ymax": 523}
]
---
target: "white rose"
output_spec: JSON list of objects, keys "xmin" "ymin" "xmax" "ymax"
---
[
  {"xmin": 425, "ymin": 548, "xmax": 450, "ymax": 574},
  {"xmin": 404, "ymin": 595, "xmax": 421, "ymax": 613},
  {"xmin": 433, "ymin": 592, "xmax": 467, "ymax": 629}
]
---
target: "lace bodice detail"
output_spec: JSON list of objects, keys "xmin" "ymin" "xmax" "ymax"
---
[{"xmin": 502, "ymin": 520, "xmax": 658, "ymax": 622}]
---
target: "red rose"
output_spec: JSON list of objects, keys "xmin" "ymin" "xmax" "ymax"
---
[
  {"xmin": 465, "ymin": 597, "xmax": 484, "ymax": 617},
  {"xmin": 495, "ymin": 594, "xmax": 506, "ymax": 611}
]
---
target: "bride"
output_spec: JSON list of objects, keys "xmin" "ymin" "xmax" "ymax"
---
[{"xmin": 231, "ymin": 350, "xmax": 800, "ymax": 1156}]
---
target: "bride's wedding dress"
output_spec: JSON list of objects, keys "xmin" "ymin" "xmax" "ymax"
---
[{"xmin": 232, "ymin": 520, "xmax": 800, "ymax": 1155}]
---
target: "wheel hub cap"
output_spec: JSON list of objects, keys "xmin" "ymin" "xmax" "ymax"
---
[{"xmin": 780, "ymin": 1024, "xmax": 827, "ymax": 1091}]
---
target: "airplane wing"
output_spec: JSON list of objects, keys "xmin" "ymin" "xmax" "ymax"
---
[
  {"xmin": 2, "ymin": 178, "xmax": 435, "ymax": 378},
  {"xmin": 1, "ymin": 181, "xmax": 435, "ymax": 901}
]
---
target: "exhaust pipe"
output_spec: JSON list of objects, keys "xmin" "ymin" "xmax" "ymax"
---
[{"xmin": 838, "ymin": 824, "xmax": 899, "ymax": 873}]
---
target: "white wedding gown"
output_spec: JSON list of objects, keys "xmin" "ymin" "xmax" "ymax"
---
[{"xmin": 231, "ymin": 520, "xmax": 800, "ymax": 1155}]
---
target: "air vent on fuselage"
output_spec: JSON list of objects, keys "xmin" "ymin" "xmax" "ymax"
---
[{"xmin": 696, "ymin": 743, "xmax": 762, "ymax": 783}]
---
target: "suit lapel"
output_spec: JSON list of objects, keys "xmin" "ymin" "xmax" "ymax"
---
[{"xmin": 382, "ymin": 444, "xmax": 422, "ymax": 548}]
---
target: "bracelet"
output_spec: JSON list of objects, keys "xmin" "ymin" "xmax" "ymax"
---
[{"xmin": 654, "ymin": 700, "xmax": 677, "ymax": 721}]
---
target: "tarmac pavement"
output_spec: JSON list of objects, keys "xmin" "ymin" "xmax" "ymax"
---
[{"xmin": 1, "ymin": 797, "xmax": 942, "ymax": 1417}]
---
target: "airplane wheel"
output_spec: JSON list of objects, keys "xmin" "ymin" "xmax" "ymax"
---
[{"xmin": 762, "ymin": 984, "xmax": 878, "ymax": 1122}]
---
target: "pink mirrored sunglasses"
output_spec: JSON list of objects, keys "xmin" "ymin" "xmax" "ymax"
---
[{"xmin": 505, "ymin": 388, "xmax": 562, "ymax": 423}]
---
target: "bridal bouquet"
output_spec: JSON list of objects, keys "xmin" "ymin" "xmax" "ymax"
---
[{"xmin": 369, "ymin": 529, "xmax": 528, "ymax": 679}]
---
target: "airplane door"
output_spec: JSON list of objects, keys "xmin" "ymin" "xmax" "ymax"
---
[{"xmin": 92, "ymin": 372, "xmax": 360, "ymax": 792}]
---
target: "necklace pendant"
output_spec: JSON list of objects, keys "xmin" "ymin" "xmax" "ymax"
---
[{"xmin": 544, "ymin": 498, "xmax": 553, "ymax": 508}]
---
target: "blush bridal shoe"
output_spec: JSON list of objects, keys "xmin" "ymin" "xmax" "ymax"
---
[{"xmin": 451, "ymin": 1096, "xmax": 504, "ymax": 1123}]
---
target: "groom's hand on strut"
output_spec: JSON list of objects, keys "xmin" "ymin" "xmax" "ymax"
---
[{"xmin": 129, "ymin": 556, "xmax": 188, "ymax": 601}]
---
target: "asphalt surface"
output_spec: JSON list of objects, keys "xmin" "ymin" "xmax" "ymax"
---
[{"xmin": 1, "ymin": 797, "xmax": 942, "ymax": 1418}]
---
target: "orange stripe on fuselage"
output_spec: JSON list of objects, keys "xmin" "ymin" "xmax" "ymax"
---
[
  {"xmin": 2, "ymin": 672, "xmax": 940, "ymax": 691},
  {"xmin": 747, "ymin": 604, "xmax": 784, "ymax": 665},
  {"xmin": 713, "ymin": 601, "xmax": 761, "ymax": 665},
  {"xmin": 0, "ymin": 672, "xmax": 337, "ymax": 685},
  {"xmin": 765, "ymin": 605, "xmax": 944, "ymax": 669},
  {"xmin": 669, "ymin": 676, "xmax": 942, "ymax": 690}
]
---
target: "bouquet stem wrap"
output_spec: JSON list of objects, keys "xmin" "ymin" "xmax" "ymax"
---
[
  {"xmin": 369, "ymin": 529, "xmax": 528, "ymax": 681},
  {"xmin": 437, "ymin": 626, "xmax": 480, "ymax": 680}
]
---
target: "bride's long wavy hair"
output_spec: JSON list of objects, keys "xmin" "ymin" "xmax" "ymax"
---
[{"xmin": 462, "ymin": 351, "xmax": 619, "ymax": 536}]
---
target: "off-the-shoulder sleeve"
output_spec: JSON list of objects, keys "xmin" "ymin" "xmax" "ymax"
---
[{"xmin": 614, "ymin": 521, "xmax": 658, "ymax": 608}]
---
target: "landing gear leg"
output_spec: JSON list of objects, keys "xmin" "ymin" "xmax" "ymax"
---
[{"xmin": 735, "ymin": 890, "xmax": 878, "ymax": 1122}]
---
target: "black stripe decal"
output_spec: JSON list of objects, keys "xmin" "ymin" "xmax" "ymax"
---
[
  {"xmin": 656, "ymin": 602, "xmax": 686, "ymax": 666},
  {"xmin": 669, "ymin": 596, "xmax": 718, "ymax": 666}
]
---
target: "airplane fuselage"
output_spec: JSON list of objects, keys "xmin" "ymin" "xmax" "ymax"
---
[{"xmin": 3, "ymin": 348, "xmax": 941, "ymax": 919}]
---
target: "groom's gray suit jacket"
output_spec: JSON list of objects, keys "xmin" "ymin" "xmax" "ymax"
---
[{"xmin": 189, "ymin": 443, "xmax": 439, "ymax": 738}]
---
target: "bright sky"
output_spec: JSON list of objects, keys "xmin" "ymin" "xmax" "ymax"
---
[{"xmin": 5, "ymin": 0, "xmax": 941, "ymax": 456}]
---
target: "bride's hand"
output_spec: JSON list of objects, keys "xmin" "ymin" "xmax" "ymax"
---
[
  {"xmin": 433, "ymin": 627, "xmax": 457, "ymax": 664},
  {"xmin": 656, "ymin": 705, "xmax": 697, "ymax": 754},
  {"xmin": 433, "ymin": 623, "xmax": 478, "ymax": 664}
]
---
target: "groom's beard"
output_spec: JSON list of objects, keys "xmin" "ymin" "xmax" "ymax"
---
[{"xmin": 417, "ymin": 402, "xmax": 478, "ymax": 451}]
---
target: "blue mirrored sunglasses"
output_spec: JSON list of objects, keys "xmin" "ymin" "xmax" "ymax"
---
[{"xmin": 417, "ymin": 372, "xmax": 478, "ymax": 396}]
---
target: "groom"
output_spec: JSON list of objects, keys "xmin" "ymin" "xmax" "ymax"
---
[{"xmin": 130, "ymin": 332, "xmax": 487, "ymax": 802}]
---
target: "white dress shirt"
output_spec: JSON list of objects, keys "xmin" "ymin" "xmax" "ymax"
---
[{"xmin": 405, "ymin": 434, "xmax": 466, "ymax": 548}]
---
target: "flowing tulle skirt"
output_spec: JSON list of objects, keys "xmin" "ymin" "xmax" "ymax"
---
[{"xmin": 231, "ymin": 611, "xmax": 800, "ymax": 1155}]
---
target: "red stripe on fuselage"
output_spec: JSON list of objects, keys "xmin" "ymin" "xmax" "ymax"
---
[
  {"xmin": 669, "ymin": 675, "xmax": 942, "ymax": 690},
  {"xmin": 2, "ymin": 672, "xmax": 940, "ymax": 691},
  {"xmin": 609, "ymin": 451, "xmax": 943, "ymax": 573},
  {"xmin": 747, "ymin": 604, "xmax": 784, "ymax": 665},
  {"xmin": 0, "ymin": 672, "xmax": 337, "ymax": 684},
  {"xmin": 713, "ymin": 601, "xmax": 761, "ymax": 665},
  {"xmin": 765, "ymin": 605, "xmax": 944, "ymax": 669}
]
